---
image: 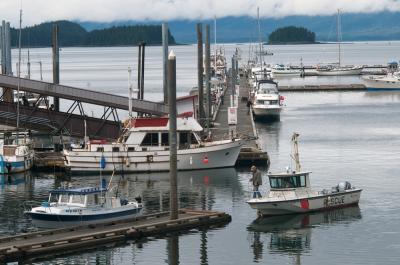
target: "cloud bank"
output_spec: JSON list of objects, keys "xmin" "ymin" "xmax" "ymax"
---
[{"xmin": 0, "ymin": 0, "xmax": 399, "ymax": 27}]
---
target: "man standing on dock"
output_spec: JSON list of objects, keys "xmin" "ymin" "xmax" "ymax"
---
[{"xmin": 250, "ymin": 165, "xmax": 262, "ymax": 198}]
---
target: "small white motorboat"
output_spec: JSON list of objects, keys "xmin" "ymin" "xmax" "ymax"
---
[
  {"xmin": 271, "ymin": 64, "xmax": 302, "ymax": 78},
  {"xmin": 252, "ymin": 79, "xmax": 283, "ymax": 120},
  {"xmin": 247, "ymin": 133, "xmax": 362, "ymax": 217},
  {"xmin": 363, "ymin": 72, "xmax": 400, "ymax": 91},
  {"xmin": 26, "ymin": 184, "xmax": 143, "ymax": 228}
]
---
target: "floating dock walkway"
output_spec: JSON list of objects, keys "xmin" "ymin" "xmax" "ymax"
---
[
  {"xmin": 0, "ymin": 209, "xmax": 230, "ymax": 263},
  {"xmin": 279, "ymin": 84, "xmax": 367, "ymax": 92},
  {"xmin": 212, "ymin": 69, "xmax": 270, "ymax": 167}
]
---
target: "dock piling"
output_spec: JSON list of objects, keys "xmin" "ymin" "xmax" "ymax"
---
[
  {"xmin": 162, "ymin": 23, "xmax": 169, "ymax": 104},
  {"xmin": 52, "ymin": 24, "xmax": 60, "ymax": 111},
  {"xmin": 168, "ymin": 50, "xmax": 178, "ymax": 220},
  {"xmin": 196, "ymin": 23, "xmax": 205, "ymax": 125},
  {"xmin": 205, "ymin": 24, "xmax": 211, "ymax": 131}
]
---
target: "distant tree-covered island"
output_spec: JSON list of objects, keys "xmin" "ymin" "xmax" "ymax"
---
[
  {"xmin": 268, "ymin": 26, "xmax": 317, "ymax": 44},
  {"xmin": 10, "ymin": 20, "xmax": 176, "ymax": 47}
]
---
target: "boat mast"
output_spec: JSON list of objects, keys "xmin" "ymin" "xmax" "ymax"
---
[
  {"xmin": 291, "ymin": 132, "xmax": 301, "ymax": 172},
  {"xmin": 337, "ymin": 9, "xmax": 341, "ymax": 67},
  {"xmin": 16, "ymin": 7, "xmax": 22, "ymax": 138},
  {"xmin": 257, "ymin": 7, "xmax": 263, "ymax": 68}
]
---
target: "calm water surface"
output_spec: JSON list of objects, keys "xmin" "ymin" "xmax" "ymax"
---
[{"xmin": 1, "ymin": 43, "xmax": 400, "ymax": 264}]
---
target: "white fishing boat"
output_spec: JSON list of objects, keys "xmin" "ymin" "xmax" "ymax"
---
[
  {"xmin": 26, "ymin": 185, "xmax": 143, "ymax": 228},
  {"xmin": 247, "ymin": 133, "xmax": 362, "ymax": 216},
  {"xmin": 0, "ymin": 10, "xmax": 35, "ymax": 174},
  {"xmin": 0, "ymin": 132, "xmax": 34, "ymax": 174},
  {"xmin": 363, "ymin": 72, "xmax": 400, "ymax": 91},
  {"xmin": 64, "ymin": 115, "xmax": 243, "ymax": 173},
  {"xmin": 316, "ymin": 10, "xmax": 363, "ymax": 76},
  {"xmin": 271, "ymin": 64, "xmax": 302, "ymax": 78},
  {"xmin": 252, "ymin": 80, "xmax": 283, "ymax": 119}
]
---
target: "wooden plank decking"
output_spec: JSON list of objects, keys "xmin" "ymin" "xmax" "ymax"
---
[{"xmin": 0, "ymin": 209, "xmax": 231, "ymax": 263}]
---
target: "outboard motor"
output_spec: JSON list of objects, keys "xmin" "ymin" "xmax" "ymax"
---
[
  {"xmin": 337, "ymin": 181, "xmax": 352, "ymax": 192},
  {"xmin": 135, "ymin": 196, "xmax": 142, "ymax": 204}
]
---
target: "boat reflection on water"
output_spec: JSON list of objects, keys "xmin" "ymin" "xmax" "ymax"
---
[
  {"xmin": 247, "ymin": 206, "xmax": 362, "ymax": 264},
  {"xmin": 0, "ymin": 171, "xmax": 33, "ymax": 192},
  {"xmin": 67, "ymin": 167, "xmax": 241, "ymax": 213}
]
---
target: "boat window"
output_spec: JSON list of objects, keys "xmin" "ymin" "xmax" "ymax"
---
[
  {"xmin": 190, "ymin": 133, "xmax": 199, "ymax": 144},
  {"xmin": 112, "ymin": 147, "xmax": 120, "ymax": 152},
  {"xmin": 97, "ymin": 147, "xmax": 104, "ymax": 152},
  {"xmin": 161, "ymin": 133, "xmax": 169, "ymax": 146},
  {"xmin": 70, "ymin": 195, "xmax": 85, "ymax": 204},
  {"xmin": 140, "ymin": 133, "xmax": 159, "ymax": 146},
  {"xmin": 59, "ymin": 194, "xmax": 69, "ymax": 203},
  {"xmin": 270, "ymin": 175, "xmax": 307, "ymax": 189},
  {"xmin": 177, "ymin": 133, "xmax": 199, "ymax": 145},
  {"xmin": 86, "ymin": 194, "xmax": 99, "ymax": 206},
  {"xmin": 127, "ymin": 147, "xmax": 135, "ymax": 152}
]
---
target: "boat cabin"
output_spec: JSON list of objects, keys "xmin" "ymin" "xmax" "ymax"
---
[
  {"xmin": 257, "ymin": 80, "xmax": 278, "ymax": 94},
  {"xmin": 47, "ymin": 187, "xmax": 122, "ymax": 209},
  {"xmin": 268, "ymin": 172, "xmax": 311, "ymax": 190},
  {"xmin": 123, "ymin": 116, "xmax": 203, "ymax": 149}
]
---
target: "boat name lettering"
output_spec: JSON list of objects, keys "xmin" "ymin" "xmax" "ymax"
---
[{"xmin": 325, "ymin": 196, "xmax": 345, "ymax": 206}]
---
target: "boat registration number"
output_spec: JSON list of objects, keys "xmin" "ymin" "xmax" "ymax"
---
[{"xmin": 324, "ymin": 196, "xmax": 345, "ymax": 206}]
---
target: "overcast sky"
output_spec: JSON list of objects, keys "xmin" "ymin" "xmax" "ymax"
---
[{"xmin": 0, "ymin": 0, "xmax": 399, "ymax": 27}]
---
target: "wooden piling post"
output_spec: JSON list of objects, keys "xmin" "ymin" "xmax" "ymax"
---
[
  {"xmin": 162, "ymin": 23, "xmax": 169, "ymax": 104},
  {"xmin": 197, "ymin": 23, "xmax": 205, "ymax": 124},
  {"xmin": 140, "ymin": 42, "xmax": 146, "ymax": 101},
  {"xmin": 168, "ymin": 50, "xmax": 178, "ymax": 220},
  {"xmin": 205, "ymin": 24, "xmax": 211, "ymax": 131},
  {"xmin": 52, "ymin": 24, "xmax": 60, "ymax": 111}
]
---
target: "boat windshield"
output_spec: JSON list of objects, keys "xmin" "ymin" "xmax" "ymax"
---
[
  {"xmin": 258, "ymin": 84, "xmax": 277, "ymax": 94},
  {"xmin": 269, "ymin": 174, "xmax": 307, "ymax": 189}
]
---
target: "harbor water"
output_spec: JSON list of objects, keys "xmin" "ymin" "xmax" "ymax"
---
[{"xmin": 1, "ymin": 42, "xmax": 400, "ymax": 264}]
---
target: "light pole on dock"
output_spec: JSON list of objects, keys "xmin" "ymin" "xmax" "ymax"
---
[
  {"xmin": 196, "ymin": 23, "xmax": 205, "ymax": 125},
  {"xmin": 168, "ymin": 50, "xmax": 178, "ymax": 220},
  {"xmin": 162, "ymin": 23, "xmax": 169, "ymax": 104}
]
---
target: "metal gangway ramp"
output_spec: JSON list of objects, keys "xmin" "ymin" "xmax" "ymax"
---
[{"xmin": 0, "ymin": 74, "xmax": 168, "ymax": 138}]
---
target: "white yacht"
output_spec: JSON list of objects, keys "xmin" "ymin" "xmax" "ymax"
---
[
  {"xmin": 252, "ymin": 80, "xmax": 283, "ymax": 119},
  {"xmin": 26, "ymin": 185, "xmax": 142, "ymax": 228},
  {"xmin": 64, "ymin": 115, "xmax": 243, "ymax": 173},
  {"xmin": 363, "ymin": 72, "xmax": 400, "ymax": 91},
  {"xmin": 247, "ymin": 133, "xmax": 362, "ymax": 216},
  {"xmin": 0, "ymin": 132, "xmax": 34, "ymax": 174},
  {"xmin": 271, "ymin": 64, "xmax": 301, "ymax": 77}
]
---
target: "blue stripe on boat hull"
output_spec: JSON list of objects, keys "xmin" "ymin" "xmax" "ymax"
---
[
  {"xmin": 367, "ymin": 87, "xmax": 400, "ymax": 91},
  {"xmin": 28, "ymin": 207, "xmax": 142, "ymax": 222}
]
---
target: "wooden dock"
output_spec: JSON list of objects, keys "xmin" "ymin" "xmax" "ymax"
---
[
  {"xmin": 0, "ymin": 209, "xmax": 230, "ymax": 263},
  {"xmin": 279, "ymin": 84, "xmax": 367, "ymax": 92},
  {"xmin": 212, "ymin": 70, "xmax": 270, "ymax": 167},
  {"xmin": 34, "ymin": 151, "xmax": 66, "ymax": 171}
]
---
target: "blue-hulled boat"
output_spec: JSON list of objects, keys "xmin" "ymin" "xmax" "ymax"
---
[{"xmin": 26, "ymin": 186, "xmax": 142, "ymax": 228}]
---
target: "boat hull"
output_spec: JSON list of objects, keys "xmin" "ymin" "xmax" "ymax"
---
[
  {"xmin": 364, "ymin": 77, "xmax": 400, "ymax": 91},
  {"xmin": 0, "ymin": 153, "xmax": 34, "ymax": 174},
  {"xmin": 253, "ymin": 106, "xmax": 281, "ymax": 119},
  {"xmin": 247, "ymin": 189, "xmax": 362, "ymax": 216},
  {"xmin": 64, "ymin": 140, "xmax": 243, "ymax": 173},
  {"xmin": 28, "ymin": 207, "xmax": 142, "ymax": 228},
  {"xmin": 316, "ymin": 68, "xmax": 362, "ymax": 76}
]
